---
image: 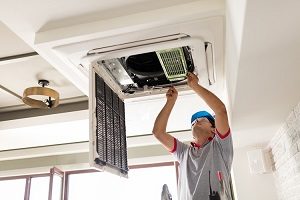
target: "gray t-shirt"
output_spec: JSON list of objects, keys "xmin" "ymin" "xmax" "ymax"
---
[{"xmin": 172, "ymin": 130, "xmax": 233, "ymax": 200}]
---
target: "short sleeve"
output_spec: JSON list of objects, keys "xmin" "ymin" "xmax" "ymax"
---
[
  {"xmin": 172, "ymin": 139, "xmax": 189, "ymax": 162},
  {"xmin": 215, "ymin": 129, "xmax": 233, "ymax": 170}
]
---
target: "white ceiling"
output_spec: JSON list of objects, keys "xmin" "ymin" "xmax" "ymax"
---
[
  {"xmin": 0, "ymin": 55, "xmax": 83, "ymax": 100},
  {"xmin": 0, "ymin": 21, "xmax": 33, "ymax": 57},
  {"xmin": 0, "ymin": 0, "xmax": 300, "ymax": 150},
  {"xmin": 0, "ymin": 22, "xmax": 86, "ymax": 111}
]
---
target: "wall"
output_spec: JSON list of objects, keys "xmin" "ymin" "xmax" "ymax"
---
[
  {"xmin": 269, "ymin": 102, "xmax": 300, "ymax": 200},
  {"xmin": 0, "ymin": 142, "xmax": 175, "ymax": 177},
  {"xmin": 232, "ymin": 146, "xmax": 278, "ymax": 200}
]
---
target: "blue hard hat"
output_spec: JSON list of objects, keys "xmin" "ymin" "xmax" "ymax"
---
[{"xmin": 191, "ymin": 111, "xmax": 215, "ymax": 126}]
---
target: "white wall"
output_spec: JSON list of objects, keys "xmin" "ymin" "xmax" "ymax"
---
[
  {"xmin": 268, "ymin": 102, "xmax": 300, "ymax": 200},
  {"xmin": 232, "ymin": 146, "xmax": 278, "ymax": 200}
]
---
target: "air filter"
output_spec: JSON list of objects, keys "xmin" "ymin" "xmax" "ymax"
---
[
  {"xmin": 156, "ymin": 47, "xmax": 188, "ymax": 81},
  {"xmin": 93, "ymin": 74, "xmax": 128, "ymax": 176}
]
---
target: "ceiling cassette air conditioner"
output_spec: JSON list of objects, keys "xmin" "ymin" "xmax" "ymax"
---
[
  {"xmin": 82, "ymin": 33, "xmax": 215, "ymax": 100},
  {"xmin": 52, "ymin": 17, "xmax": 224, "ymax": 99}
]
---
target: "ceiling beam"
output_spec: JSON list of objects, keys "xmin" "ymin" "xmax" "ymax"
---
[
  {"xmin": 0, "ymin": 100, "xmax": 88, "ymax": 122},
  {"xmin": 0, "ymin": 52, "xmax": 38, "ymax": 65},
  {"xmin": 0, "ymin": 84, "xmax": 22, "ymax": 100}
]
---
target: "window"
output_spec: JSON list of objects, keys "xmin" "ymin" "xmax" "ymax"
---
[
  {"xmin": 0, "ymin": 168, "xmax": 63, "ymax": 200},
  {"xmin": 67, "ymin": 164, "xmax": 177, "ymax": 200},
  {"xmin": 0, "ymin": 178, "xmax": 26, "ymax": 200},
  {"xmin": 29, "ymin": 177, "xmax": 50, "ymax": 200},
  {"xmin": 0, "ymin": 163, "xmax": 178, "ymax": 200}
]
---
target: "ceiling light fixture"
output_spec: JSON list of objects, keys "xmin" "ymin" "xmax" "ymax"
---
[{"xmin": 22, "ymin": 80, "xmax": 60, "ymax": 109}]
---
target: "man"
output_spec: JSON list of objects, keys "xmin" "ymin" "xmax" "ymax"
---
[{"xmin": 152, "ymin": 72, "xmax": 233, "ymax": 200}]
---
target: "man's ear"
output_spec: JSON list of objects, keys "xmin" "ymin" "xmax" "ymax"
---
[{"xmin": 211, "ymin": 127, "xmax": 216, "ymax": 133}]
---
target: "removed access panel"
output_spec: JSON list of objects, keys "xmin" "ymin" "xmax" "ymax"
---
[{"xmin": 89, "ymin": 68, "xmax": 128, "ymax": 177}]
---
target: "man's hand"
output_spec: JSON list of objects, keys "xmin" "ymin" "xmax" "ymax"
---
[
  {"xmin": 166, "ymin": 86, "xmax": 178, "ymax": 103},
  {"xmin": 187, "ymin": 72, "xmax": 199, "ymax": 89}
]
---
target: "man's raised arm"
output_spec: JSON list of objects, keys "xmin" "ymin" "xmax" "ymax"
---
[
  {"xmin": 187, "ymin": 72, "xmax": 230, "ymax": 136},
  {"xmin": 152, "ymin": 86, "xmax": 177, "ymax": 152}
]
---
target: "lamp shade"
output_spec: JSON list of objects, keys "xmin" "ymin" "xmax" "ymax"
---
[{"xmin": 22, "ymin": 86, "xmax": 59, "ymax": 109}]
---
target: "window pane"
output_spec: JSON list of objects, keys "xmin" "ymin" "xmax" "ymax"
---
[
  {"xmin": 0, "ymin": 179, "xmax": 26, "ymax": 200},
  {"xmin": 68, "ymin": 165, "xmax": 177, "ymax": 200},
  {"xmin": 30, "ymin": 176, "xmax": 49, "ymax": 200},
  {"xmin": 51, "ymin": 175, "xmax": 63, "ymax": 200}
]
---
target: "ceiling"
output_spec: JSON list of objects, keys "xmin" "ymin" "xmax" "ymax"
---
[
  {"xmin": 0, "ymin": 21, "xmax": 86, "ymax": 112},
  {"xmin": 0, "ymin": 0, "xmax": 300, "ymax": 151}
]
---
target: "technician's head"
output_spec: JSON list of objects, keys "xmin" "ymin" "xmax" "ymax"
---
[{"xmin": 191, "ymin": 111, "xmax": 215, "ymax": 138}]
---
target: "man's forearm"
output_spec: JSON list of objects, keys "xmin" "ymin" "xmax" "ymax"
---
[{"xmin": 191, "ymin": 84, "xmax": 226, "ymax": 114}]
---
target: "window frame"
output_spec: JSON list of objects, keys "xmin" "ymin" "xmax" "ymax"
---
[
  {"xmin": 63, "ymin": 162, "xmax": 178, "ymax": 200},
  {"xmin": 0, "ymin": 173, "xmax": 50, "ymax": 200},
  {"xmin": 0, "ymin": 162, "xmax": 178, "ymax": 200},
  {"xmin": 49, "ymin": 167, "xmax": 64, "ymax": 200}
]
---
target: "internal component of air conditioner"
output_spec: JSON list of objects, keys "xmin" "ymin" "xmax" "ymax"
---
[{"xmin": 100, "ymin": 46, "xmax": 194, "ymax": 94}]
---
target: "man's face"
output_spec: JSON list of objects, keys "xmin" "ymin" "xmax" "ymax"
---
[{"xmin": 191, "ymin": 117, "xmax": 214, "ymax": 138}]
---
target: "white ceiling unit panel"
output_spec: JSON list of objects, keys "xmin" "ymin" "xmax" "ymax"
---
[{"xmin": 53, "ymin": 17, "xmax": 224, "ymax": 100}]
